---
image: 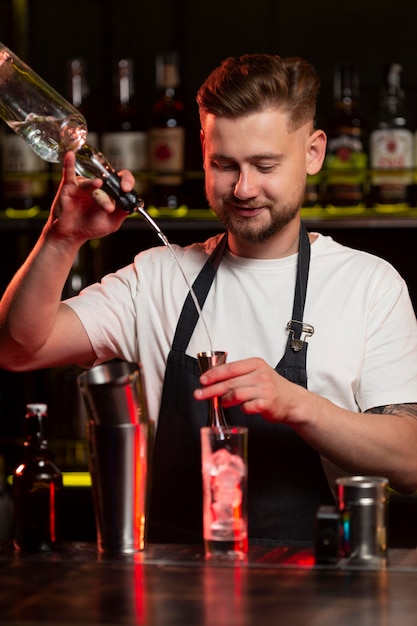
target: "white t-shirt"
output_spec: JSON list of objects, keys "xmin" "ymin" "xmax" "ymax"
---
[{"xmin": 66, "ymin": 232, "xmax": 417, "ymax": 429}]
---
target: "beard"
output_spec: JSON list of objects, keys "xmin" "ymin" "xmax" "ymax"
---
[{"xmin": 206, "ymin": 190, "xmax": 303, "ymax": 243}]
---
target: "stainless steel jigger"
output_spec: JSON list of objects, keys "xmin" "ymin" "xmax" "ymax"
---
[
  {"xmin": 197, "ymin": 351, "xmax": 227, "ymax": 373},
  {"xmin": 78, "ymin": 360, "xmax": 151, "ymax": 555},
  {"xmin": 336, "ymin": 475, "xmax": 389, "ymax": 567},
  {"xmin": 197, "ymin": 351, "xmax": 229, "ymax": 431}
]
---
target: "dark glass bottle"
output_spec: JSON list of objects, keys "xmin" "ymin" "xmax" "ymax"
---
[
  {"xmin": 369, "ymin": 63, "xmax": 413, "ymax": 209},
  {"xmin": 13, "ymin": 403, "xmax": 63, "ymax": 552},
  {"xmin": 50, "ymin": 57, "xmax": 101, "ymax": 200},
  {"xmin": 101, "ymin": 58, "xmax": 147, "ymax": 197},
  {"xmin": 67, "ymin": 57, "xmax": 99, "ymax": 148},
  {"xmin": 148, "ymin": 50, "xmax": 186, "ymax": 214},
  {"xmin": 324, "ymin": 65, "xmax": 368, "ymax": 211}
]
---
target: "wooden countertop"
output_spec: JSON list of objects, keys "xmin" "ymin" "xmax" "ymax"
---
[{"xmin": 1, "ymin": 543, "xmax": 417, "ymax": 625}]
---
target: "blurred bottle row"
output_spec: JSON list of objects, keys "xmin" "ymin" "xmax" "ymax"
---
[
  {"xmin": 0, "ymin": 50, "xmax": 206, "ymax": 218},
  {"xmin": 2, "ymin": 55, "xmax": 417, "ymax": 217},
  {"xmin": 308, "ymin": 62, "xmax": 417, "ymax": 212}
]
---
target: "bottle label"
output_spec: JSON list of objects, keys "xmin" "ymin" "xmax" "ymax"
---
[
  {"xmin": 85, "ymin": 131, "xmax": 100, "ymax": 150},
  {"xmin": 101, "ymin": 131, "xmax": 148, "ymax": 172},
  {"xmin": 1, "ymin": 135, "xmax": 49, "ymax": 209},
  {"xmin": 324, "ymin": 132, "xmax": 368, "ymax": 207},
  {"xmin": 370, "ymin": 129, "xmax": 413, "ymax": 171},
  {"xmin": 148, "ymin": 127, "xmax": 185, "ymax": 184},
  {"xmin": 2, "ymin": 134, "xmax": 49, "ymax": 174},
  {"xmin": 370, "ymin": 128, "xmax": 413, "ymax": 205}
]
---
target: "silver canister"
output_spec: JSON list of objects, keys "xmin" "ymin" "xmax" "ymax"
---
[
  {"xmin": 78, "ymin": 360, "xmax": 151, "ymax": 554},
  {"xmin": 336, "ymin": 475, "xmax": 389, "ymax": 566}
]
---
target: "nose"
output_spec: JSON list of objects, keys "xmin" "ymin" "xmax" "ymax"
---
[{"xmin": 233, "ymin": 169, "xmax": 258, "ymax": 199}]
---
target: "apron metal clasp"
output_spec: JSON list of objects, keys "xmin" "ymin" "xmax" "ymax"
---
[{"xmin": 286, "ymin": 320, "xmax": 315, "ymax": 352}]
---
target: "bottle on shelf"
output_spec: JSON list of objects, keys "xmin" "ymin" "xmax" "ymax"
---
[
  {"xmin": 101, "ymin": 58, "xmax": 148, "ymax": 197},
  {"xmin": 12, "ymin": 403, "xmax": 63, "ymax": 552},
  {"xmin": 66, "ymin": 57, "xmax": 99, "ymax": 149},
  {"xmin": 323, "ymin": 64, "xmax": 368, "ymax": 212},
  {"xmin": 369, "ymin": 63, "xmax": 414, "ymax": 210},
  {"xmin": 147, "ymin": 50, "xmax": 187, "ymax": 216},
  {"xmin": 50, "ymin": 57, "xmax": 101, "ymax": 200},
  {"xmin": 0, "ymin": 125, "xmax": 49, "ymax": 218}
]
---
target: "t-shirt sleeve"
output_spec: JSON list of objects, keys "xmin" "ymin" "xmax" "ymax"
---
[
  {"xmin": 64, "ymin": 262, "xmax": 140, "ymax": 365},
  {"xmin": 357, "ymin": 266, "xmax": 417, "ymax": 412}
]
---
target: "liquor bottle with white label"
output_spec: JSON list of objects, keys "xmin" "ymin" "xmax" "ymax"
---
[
  {"xmin": 369, "ymin": 63, "xmax": 413, "ymax": 210},
  {"xmin": 323, "ymin": 65, "xmax": 368, "ymax": 212},
  {"xmin": 147, "ymin": 50, "xmax": 186, "ymax": 215},
  {"xmin": 101, "ymin": 58, "xmax": 148, "ymax": 196}
]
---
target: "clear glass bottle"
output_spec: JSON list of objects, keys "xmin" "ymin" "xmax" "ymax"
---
[
  {"xmin": 12, "ymin": 403, "xmax": 63, "ymax": 552},
  {"xmin": 197, "ymin": 351, "xmax": 228, "ymax": 429},
  {"xmin": 148, "ymin": 50, "xmax": 186, "ymax": 215},
  {"xmin": 324, "ymin": 65, "xmax": 368, "ymax": 212},
  {"xmin": 101, "ymin": 58, "xmax": 148, "ymax": 196},
  {"xmin": 369, "ymin": 63, "xmax": 414, "ymax": 210},
  {"xmin": 0, "ymin": 41, "xmax": 146, "ymax": 216}
]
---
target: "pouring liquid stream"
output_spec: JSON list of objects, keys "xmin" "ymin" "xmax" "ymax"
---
[{"xmin": 131, "ymin": 204, "xmax": 214, "ymax": 354}]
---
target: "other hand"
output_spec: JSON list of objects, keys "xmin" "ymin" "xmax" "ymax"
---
[{"xmin": 194, "ymin": 356, "xmax": 308, "ymax": 424}]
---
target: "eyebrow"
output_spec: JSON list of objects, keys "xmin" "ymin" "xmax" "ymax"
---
[{"xmin": 209, "ymin": 152, "xmax": 284, "ymax": 161}]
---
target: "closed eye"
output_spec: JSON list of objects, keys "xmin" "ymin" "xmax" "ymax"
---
[{"xmin": 211, "ymin": 160, "xmax": 238, "ymax": 171}]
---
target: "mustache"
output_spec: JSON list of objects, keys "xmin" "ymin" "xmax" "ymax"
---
[{"xmin": 228, "ymin": 197, "xmax": 272, "ymax": 210}]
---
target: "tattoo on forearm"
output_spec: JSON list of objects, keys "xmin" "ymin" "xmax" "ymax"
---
[{"xmin": 365, "ymin": 403, "xmax": 417, "ymax": 418}]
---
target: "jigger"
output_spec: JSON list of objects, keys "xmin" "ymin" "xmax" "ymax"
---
[
  {"xmin": 197, "ymin": 350, "xmax": 227, "ymax": 373},
  {"xmin": 78, "ymin": 360, "xmax": 151, "ymax": 554},
  {"xmin": 197, "ymin": 351, "xmax": 228, "ymax": 430}
]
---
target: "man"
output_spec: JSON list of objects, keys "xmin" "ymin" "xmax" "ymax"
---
[{"xmin": 1, "ymin": 54, "xmax": 417, "ymax": 545}]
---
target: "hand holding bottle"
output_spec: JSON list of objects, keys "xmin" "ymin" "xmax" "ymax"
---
[{"xmin": 49, "ymin": 151, "xmax": 135, "ymax": 244}]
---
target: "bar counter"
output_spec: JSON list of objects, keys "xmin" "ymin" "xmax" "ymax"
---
[{"xmin": 2, "ymin": 542, "xmax": 417, "ymax": 625}]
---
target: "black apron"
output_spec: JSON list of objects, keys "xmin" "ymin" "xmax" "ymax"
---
[{"xmin": 147, "ymin": 224, "xmax": 334, "ymax": 546}]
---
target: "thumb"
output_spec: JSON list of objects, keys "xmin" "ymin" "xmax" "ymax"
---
[{"xmin": 62, "ymin": 151, "xmax": 78, "ymax": 185}]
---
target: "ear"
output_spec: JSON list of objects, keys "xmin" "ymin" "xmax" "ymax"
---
[
  {"xmin": 200, "ymin": 129, "xmax": 206, "ymax": 159},
  {"xmin": 306, "ymin": 129, "xmax": 327, "ymax": 176}
]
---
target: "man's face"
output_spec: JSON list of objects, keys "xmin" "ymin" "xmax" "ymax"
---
[{"xmin": 201, "ymin": 108, "xmax": 322, "ymax": 246}]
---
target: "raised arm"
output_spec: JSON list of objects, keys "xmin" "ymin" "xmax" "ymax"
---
[{"xmin": 0, "ymin": 151, "xmax": 133, "ymax": 371}]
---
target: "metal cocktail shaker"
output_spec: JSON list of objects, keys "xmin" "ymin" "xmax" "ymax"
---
[{"xmin": 78, "ymin": 360, "xmax": 151, "ymax": 554}]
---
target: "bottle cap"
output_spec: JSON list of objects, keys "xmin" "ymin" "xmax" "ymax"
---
[{"xmin": 26, "ymin": 403, "xmax": 48, "ymax": 416}]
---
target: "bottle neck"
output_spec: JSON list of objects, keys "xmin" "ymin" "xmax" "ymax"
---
[
  {"xmin": 24, "ymin": 414, "xmax": 49, "ymax": 451},
  {"xmin": 379, "ymin": 64, "xmax": 407, "ymax": 126},
  {"xmin": 67, "ymin": 58, "xmax": 90, "ymax": 111},
  {"xmin": 115, "ymin": 59, "xmax": 135, "ymax": 106},
  {"xmin": 333, "ymin": 65, "xmax": 360, "ymax": 113}
]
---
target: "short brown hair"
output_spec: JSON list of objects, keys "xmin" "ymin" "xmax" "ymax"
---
[{"xmin": 196, "ymin": 53, "xmax": 320, "ymax": 131}]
